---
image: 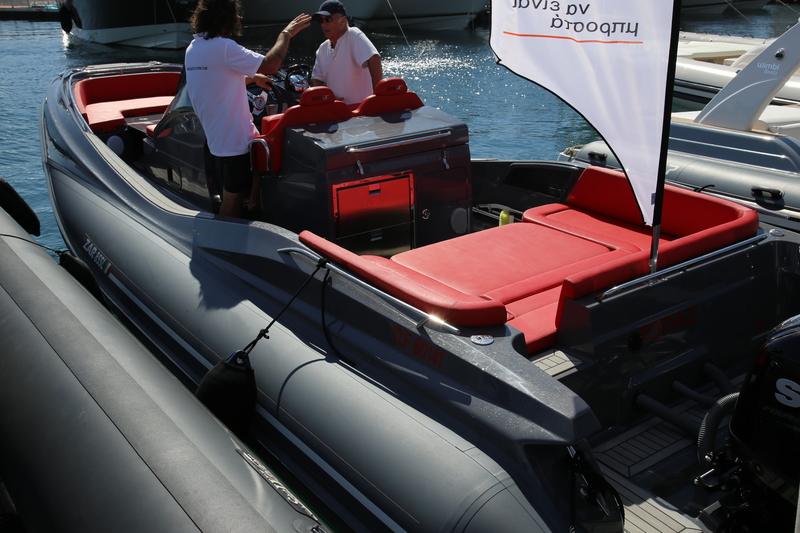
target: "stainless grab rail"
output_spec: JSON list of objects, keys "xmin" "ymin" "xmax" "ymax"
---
[
  {"xmin": 249, "ymin": 138, "xmax": 269, "ymax": 173},
  {"xmin": 345, "ymin": 131, "xmax": 451, "ymax": 153},
  {"xmin": 599, "ymin": 232, "xmax": 767, "ymax": 300},
  {"xmin": 668, "ymin": 180, "xmax": 796, "ymax": 222},
  {"xmin": 279, "ymin": 247, "xmax": 461, "ymax": 335}
]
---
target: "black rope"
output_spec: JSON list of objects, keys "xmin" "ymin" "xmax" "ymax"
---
[
  {"xmin": 319, "ymin": 268, "xmax": 355, "ymax": 366},
  {"xmin": 0, "ymin": 233, "xmax": 66, "ymax": 256},
  {"xmin": 242, "ymin": 258, "xmax": 327, "ymax": 354}
]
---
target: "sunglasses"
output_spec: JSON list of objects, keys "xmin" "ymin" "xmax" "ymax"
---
[{"xmin": 317, "ymin": 15, "xmax": 338, "ymax": 23}]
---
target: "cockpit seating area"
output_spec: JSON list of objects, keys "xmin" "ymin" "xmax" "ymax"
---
[
  {"xmin": 300, "ymin": 166, "xmax": 759, "ymax": 355},
  {"xmin": 251, "ymin": 86, "xmax": 353, "ymax": 174},
  {"xmin": 73, "ymin": 71, "xmax": 180, "ymax": 133},
  {"xmin": 250, "ymin": 78, "xmax": 424, "ymax": 175},
  {"xmin": 352, "ymin": 77, "xmax": 424, "ymax": 116}
]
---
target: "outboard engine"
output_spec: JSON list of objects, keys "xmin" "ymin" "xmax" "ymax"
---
[{"xmin": 698, "ymin": 315, "xmax": 800, "ymax": 532}]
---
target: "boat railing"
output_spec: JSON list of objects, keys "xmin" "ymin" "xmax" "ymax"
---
[
  {"xmin": 278, "ymin": 246, "xmax": 461, "ymax": 335},
  {"xmin": 249, "ymin": 138, "xmax": 269, "ymax": 173},
  {"xmin": 472, "ymin": 203, "xmax": 525, "ymax": 224},
  {"xmin": 598, "ymin": 231, "xmax": 768, "ymax": 300},
  {"xmin": 668, "ymin": 179, "xmax": 799, "ymax": 224}
]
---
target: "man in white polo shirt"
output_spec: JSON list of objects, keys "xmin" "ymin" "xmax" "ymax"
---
[
  {"xmin": 185, "ymin": 0, "xmax": 310, "ymax": 218},
  {"xmin": 310, "ymin": 0, "xmax": 382, "ymax": 105}
]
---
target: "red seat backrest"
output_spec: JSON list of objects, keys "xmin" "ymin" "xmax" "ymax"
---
[
  {"xmin": 565, "ymin": 166, "xmax": 643, "ymax": 226},
  {"xmin": 251, "ymin": 86, "xmax": 353, "ymax": 174},
  {"xmin": 353, "ymin": 77, "xmax": 424, "ymax": 116}
]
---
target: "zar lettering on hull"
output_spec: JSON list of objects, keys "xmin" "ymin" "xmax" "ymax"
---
[{"xmin": 82, "ymin": 236, "xmax": 113, "ymax": 274}]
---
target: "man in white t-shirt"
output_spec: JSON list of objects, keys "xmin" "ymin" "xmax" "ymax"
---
[
  {"xmin": 310, "ymin": 0, "xmax": 382, "ymax": 105},
  {"xmin": 185, "ymin": 0, "xmax": 310, "ymax": 218}
]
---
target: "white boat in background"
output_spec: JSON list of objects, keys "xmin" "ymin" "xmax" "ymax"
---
[
  {"xmin": 728, "ymin": 0, "xmax": 770, "ymax": 10},
  {"xmin": 59, "ymin": 0, "xmax": 196, "ymax": 49},
  {"xmin": 681, "ymin": 0, "xmax": 729, "ymax": 15},
  {"xmin": 681, "ymin": 0, "xmax": 768, "ymax": 15},
  {"xmin": 241, "ymin": 0, "xmax": 382, "ymax": 26},
  {"xmin": 363, "ymin": 0, "xmax": 486, "ymax": 31},
  {"xmin": 674, "ymin": 29, "xmax": 800, "ymax": 110}
]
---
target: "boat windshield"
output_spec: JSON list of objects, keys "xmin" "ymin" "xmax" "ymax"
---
[{"xmin": 164, "ymin": 68, "xmax": 192, "ymax": 116}]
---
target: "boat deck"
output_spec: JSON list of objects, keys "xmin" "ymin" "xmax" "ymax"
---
[
  {"xmin": 607, "ymin": 467, "xmax": 705, "ymax": 533},
  {"xmin": 535, "ymin": 350, "xmax": 741, "ymax": 533},
  {"xmin": 597, "ymin": 412, "xmax": 709, "ymax": 533}
]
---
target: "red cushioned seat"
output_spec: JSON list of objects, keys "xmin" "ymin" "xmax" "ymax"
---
[
  {"xmin": 251, "ymin": 86, "xmax": 353, "ymax": 174},
  {"xmin": 523, "ymin": 166, "xmax": 760, "ymax": 270},
  {"xmin": 84, "ymin": 96, "xmax": 174, "ymax": 132},
  {"xmin": 353, "ymin": 77, "xmax": 424, "ymax": 116},
  {"xmin": 390, "ymin": 223, "xmax": 624, "ymax": 298},
  {"xmin": 73, "ymin": 72, "xmax": 180, "ymax": 132},
  {"xmin": 298, "ymin": 230, "xmax": 506, "ymax": 327},
  {"xmin": 300, "ymin": 165, "xmax": 759, "ymax": 354}
]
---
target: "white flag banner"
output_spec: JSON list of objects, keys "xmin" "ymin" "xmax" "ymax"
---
[{"xmin": 490, "ymin": 0, "xmax": 677, "ymax": 225}]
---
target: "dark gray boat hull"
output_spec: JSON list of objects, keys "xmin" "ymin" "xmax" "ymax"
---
[
  {"xmin": 42, "ymin": 66, "xmax": 565, "ymax": 532},
  {"xmin": 41, "ymin": 63, "xmax": 800, "ymax": 532}
]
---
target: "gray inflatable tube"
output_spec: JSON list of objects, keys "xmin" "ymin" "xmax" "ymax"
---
[{"xmin": 0, "ymin": 206, "xmax": 326, "ymax": 533}]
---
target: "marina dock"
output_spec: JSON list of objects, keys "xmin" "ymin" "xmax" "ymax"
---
[{"xmin": 0, "ymin": 1, "xmax": 59, "ymax": 21}]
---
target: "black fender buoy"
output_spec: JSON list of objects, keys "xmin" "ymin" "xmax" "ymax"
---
[
  {"xmin": 59, "ymin": 4, "xmax": 73, "ymax": 33},
  {"xmin": 0, "ymin": 177, "xmax": 40, "ymax": 236},
  {"xmin": 195, "ymin": 350, "xmax": 257, "ymax": 437},
  {"xmin": 58, "ymin": 253, "xmax": 105, "ymax": 303}
]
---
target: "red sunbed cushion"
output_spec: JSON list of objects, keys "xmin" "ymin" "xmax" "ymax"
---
[
  {"xmin": 298, "ymin": 230, "xmax": 506, "ymax": 327},
  {"xmin": 83, "ymin": 96, "xmax": 174, "ymax": 132},
  {"xmin": 390, "ymin": 223, "xmax": 620, "ymax": 298}
]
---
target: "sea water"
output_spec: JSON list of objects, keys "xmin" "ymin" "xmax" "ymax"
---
[{"xmin": 2, "ymin": 4, "xmax": 800, "ymax": 252}]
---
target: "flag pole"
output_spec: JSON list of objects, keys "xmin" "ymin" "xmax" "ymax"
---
[{"xmin": 649, "ymin": 0, "xmax": 683, "ymax": 274}]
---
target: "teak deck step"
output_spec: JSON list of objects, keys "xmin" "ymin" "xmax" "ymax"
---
[
  {"xmin": 603, "ymin": 467, "xmax": 706, "ymax": 533},
  {"xmin": 592, "ymin": 377, "xmax": 744, "ymax": 533}
]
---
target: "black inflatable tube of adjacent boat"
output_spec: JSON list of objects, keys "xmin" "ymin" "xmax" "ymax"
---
[{"xmin": 0, "ymin": 206, "xmax": 324, "ymax": 532}]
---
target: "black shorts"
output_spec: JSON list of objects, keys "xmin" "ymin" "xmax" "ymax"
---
[{"xmin": 214, "ymin": 152, "xmax": 253, "ymax": 194}]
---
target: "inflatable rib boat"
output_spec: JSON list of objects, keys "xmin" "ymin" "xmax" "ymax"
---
[
  {"xmin": 0, "ymin": 188, "xmax": 329, "ymax": 532},
  {"xmin": 40, "ymin": 59, "xmax": 800, "ymax": 532}
]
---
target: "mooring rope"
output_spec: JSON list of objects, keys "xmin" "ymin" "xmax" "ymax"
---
[
  {"xmin": 385, "ymin": 0, "xmax": 410, "ymax": 48},
  {"xmin": 242, "ymin": 258, "xmax": 328, "ymax": 354}
]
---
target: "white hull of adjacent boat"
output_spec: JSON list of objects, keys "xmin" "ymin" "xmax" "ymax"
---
[
  {"xmin": 674, "ymin": 31, "xmax": 800, "ymax": 110},
  {"xmin": 364, "ymin": 13, "xmax": 479, "ymax": 31},
  {"xmin": 680, "ymin": 0, "xmax": 729, "ymax": 14},
  {"xmin": 729, "ymin": 0, "xmax": 770, "ymax": 9},
  {"xmin": 70, "ymin": 22, "xmax": 192, "ymax": 49},
  {"xmin": 681, "ymin": 0, "xmax": 766, "ymax": 14},
  {"xmin": 364, "ymin": 0, "xmax": 486, "ymax": 31},
  {"xmin": 241, "ymin": 0, "xmax": 382, "ymax": 25}
]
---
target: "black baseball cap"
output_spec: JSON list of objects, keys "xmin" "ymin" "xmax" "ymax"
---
[{"xmin": 314, "ymin": 0, "xmax": 347, "ymax": 18}]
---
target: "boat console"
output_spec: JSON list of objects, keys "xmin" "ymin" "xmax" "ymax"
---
[
  {"xmin": 252, "ymin": 79, "xmax": 472, "ymax": 256},
  {"xmin": 116, "ymin": 73, "xmax": 475, "ymax": 256}
]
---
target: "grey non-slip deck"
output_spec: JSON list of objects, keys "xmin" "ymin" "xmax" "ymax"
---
[
  {"xmin": 531, "ymin": 350, "xmax": 582, "ymax": 376},
  {"xmin": 533, "ymin": 349, "xmax": 742, "ymax": 532},
  {"xmin": 593, "ymin": 404, "xmax": 709, "ymax": 532},
  {"xmin": 602, "ymin": 466, "xmax": 705, "ymax": 533},
  {"xmin": 591, "ymin": 382, "xmax": 741, "ymax": 533},
  {"xmin": 594, "ymin": 403, "xmax": 706, "ymax": 478}
]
